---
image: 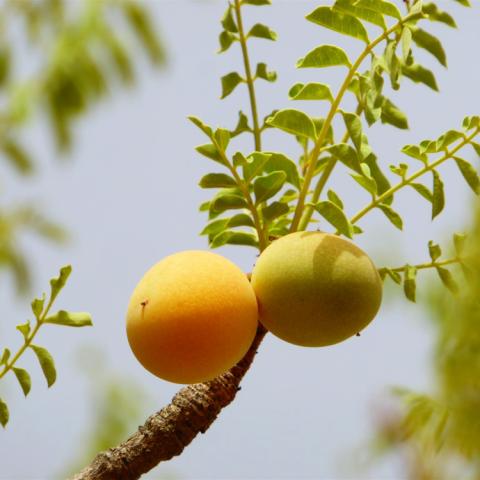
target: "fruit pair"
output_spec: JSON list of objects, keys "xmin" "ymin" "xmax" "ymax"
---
[{"xmin": 126, "ymin": 232, "xmax": 383, "ymax": 384}]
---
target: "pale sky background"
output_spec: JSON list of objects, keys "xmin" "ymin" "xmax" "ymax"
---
[{"xmin": 1, "ymin": 1, "xmax": 480, "ymax": 479}]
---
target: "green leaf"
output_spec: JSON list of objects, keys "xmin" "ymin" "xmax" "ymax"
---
[
  {"xmin": 267, "ymin": 109, "xmax": 317, "ymax": 140},
  {"xmin": 221, "ymin": 6, "xmax": 238, "ymax": 33},
  {"xmin": 436, "ymin": 130, "xmax": 463, "ymax": 151},
  {"xmin": 210, "ymin": 231, "xmax": 258, "ymax": 249},
  {"xmin": 404, "ymin": 265, "xmax": 417, "ymax": 302},
  {"xmin": 453, "ymin": 157, "xmax": 480, "ymax": 194},
  {"xmin": 0, "ymin": 398, "xmax": 9, "ymax": 428},
  {"xmin": 333, "ymin": 0, "xmax": 386, "ymax": 29},
  {"xmin": 201, "ymin": 214, "xmax": 254, "ymax": 237},
  {"xmin": 289, "ymin": 83, "xmax": 333, "ymax": 102},
  {"xmin": 253, "ymin": 171, "xmax": 287, "ymax": 204},
  {"xmin": 410, "ymin": 183, "xmax": 433, "ymax": 202},
  {"xmin": 16, "ymin": 321, "xmax": 31, "ymax": 341},
  {"xmin": 381, "ymin": 98, "xmax": 409, "ymax": 130},
  {"xmin": 306, "ymin": 6, "xmax": 369, "ymax": 43},
  {"xmin": 354, "ymin": 0, "xmax": 401, "ymax": 20},
  {"xmin": 432, "ymin": 170, "xmax": 445, "ymax": 219},
  {"xmin": 13, "ymin": 367, "xmax": 31, "ymax": 397},
  {"xmin": 428, "ymin": 240, "xmax": 442, "ymax": 261},
  {"xmin": 340, "ymin": 111, "xmax": 363, "ymax": 151},
  {"xmin": 471, "ymin": 142, "xmax": 480, "ymax": 157},
  {"xmin": 296, "ymin": 45, "xmax": 351, "ymax": 69},
  {"xmin": 199, "ymin": 173, "xmax": 237, "ymax": 189},
  {"xmin": 50, "ymin": 265, "xmax": 72, "ymax": 304},
  {"xmin": 315, "ymin": 201, "xmax": 353, "ymax": 238},
  {"xmin": 218, "ymin": 31, "xmax": 237, "ymax": 53},
  {"xmin": 243, "ymin": 0, "xmax": 271, "ymax": 4},
  {"xmin": 195, "ymin": 144, "xmax": 227, "ymax": 166},
  {"xmin": 422, "ymin": 3, "xmax": 456, "ymax": 28},
  {"xmin": 262, "ymin": 202, "xmax": 289, "ymax": 223},
  {"xmin": 436, "ymin": 266, "xmax": 459, "ymax": 293},
  {"xmin": 402, "ymin": 63, "xmax": 439, "ymax": 91},
  {"xmin": 210, "ymin": 192, "xmax": 247, "ymax": 214},
  {"xmin": 255, "ymin": 63, "xmax": 277, "ymax": 82},
  {"xmin": 411, "ymin": 27, "xmax": 447, "ymax": 67},
  {"xmin": 263, "ymin": 153, "xmax": 301, "ymax": 189},
  {"xmin": 377, "ymin": 204, "xmax": 403, "ymax": 230},
  {"xmin": 326, "ymin": 144, "xmax": 361, "ymax": 173},
  {"xmin": 0, "ymin": 348, "xmax": 11, "ymax": 366},
  {"xmin": 462, "ymin": 115, "xmax": 479, "ymax": 131},
  {"xmin": 351, "ymin": 167, "xmax": 377, "ymax": 195},
  {"xmin": 327, "ymin": 189, "xmax": 344, "ymax": 209},
  {"xmin": 214, "ymin": 129, "xmax": 231, "ymax": 151},
  {"xmin": 30, "ymin": 345, "xmax": 56, "ymax": 388},
  {"xmin": 44, "ymin": 311, "xmax": 93, "ymax": 327},
  {"xmin": 31, "ymin": 295, "xmax": 45, "ymax": 320},
  {"xmin": 402, "ymin": 145, "xmax": 428, "ymax": 163},
  {"xmin": 1, "ymin": 138, "xmax": 34, "ymax": 175},
  {"xmin": 400, "ymin": 26, "xmax": 413, "ymax": 61},
  {"xmin": 231, "ymin": 111, "xmax": 251, "ymax": 137},
  {"xmin": 221, "ymin": 72, "xmax": 244, "ymax": 99},
  {"xmin": 188, "ymin": 116, "xmax": 213, "ymax": 138},
  {"xmin": 247, "ymin": 23, "xmax": 277, "ymax": 41},
  {"xmin": 378, "ymin": 268, "xmax": 402, "ymax": 284}
]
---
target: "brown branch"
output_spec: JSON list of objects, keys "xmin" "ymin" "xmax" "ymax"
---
[{"xmin": 71, "ymin": 324, "xmax": 267, "ymax": 480}]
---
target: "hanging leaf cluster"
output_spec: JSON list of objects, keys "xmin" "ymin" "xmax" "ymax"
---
[{"xmin": 0, "ymin": 265, "xmax": 93, "ymax": 427}]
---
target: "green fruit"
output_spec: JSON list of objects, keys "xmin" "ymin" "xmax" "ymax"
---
[{"xmin": 251, "ymin": 231, "xmax": 383, "ymax": 347}]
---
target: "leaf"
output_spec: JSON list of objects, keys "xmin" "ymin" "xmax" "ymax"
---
[
  {"xmin": 422, "ymin": 3, "xmax": 456, "ymax": 28},
  {"xmin": 44, "ymin": 311, "xmax": 93, "ymax": 327},
  {"xmin": 436, "ymin": 267, "xmax": 459, "ymax": 293},
  {"xmin": 351, "ymin": 170, "xmax": 377, "ymax": 195},
  {"xmin": 30, "ymin": 345, "xmax": 56, "ymax": 388},
  {"xmin": 243, "ymin": 0, "xmax": 271, "ymax": 4},
  {"xmin": 333, "ymin": 0, "xmax": 386, "ymax": 29},
  {"xmin": 30, "ymin": 295, "xmax": 45, "ymax": 320},
  {"xmin": 378, "ymin": 268, "xmax": 402, "ymax": 284},
  {"xmin": 242, "ymin": 152, "xmax": 271, "ymax": 182},
  {"xmin": 255, "ymin": 63, "xmax": 277, "ymax": 82},
  {"xmin": 315, "ymin": 201, "xmax": 353, "ymax": 238},
  {"xmin": 402, "ymin": 63, "xmax": 439, "ymax": 91},
  {"xmin": 453, "ymin": 233, "xmax": 466, "ymax": 256},
  {"xmin": 326, "ymin": 144, "xmax": 361, "ymax": 173},
  {"xmin": 0, "ymin": 398, "xmax": 8, "ymax": 428},
  {"xmin": 462, "ymin": 115, "xmax": 479, "ymax": 131},
  {"xmin": 16, "ymin": 321, "xmax": 31, "ymax": 341},
  {"xmin": 400, "ymin": 26, "xmax": 413, "ymax": 61},
  {"xmin": 404, "ymin": 265, "xmax": 417, "ymax": 302},
  {"xmin": 377, "ymin": 204, "xmax": 403, "ymax": 230},
  {"xmin": 340, "ymin": 111, "xmax": 363, "ymax": 151},
  {"xmin": 13, "ymin": 367, "xmax": 31, "ymax": 397},
  {"xmin": 354, "ymin": 0, "xmax": 401, "ymax": 20},
  {"xmin": 436, "ymin": 130, "xmax": 464, "ymax": 151},
  {"xmin": 410, "ymin": 183, "xmax": 433, "ymax": 202},
  {"xmin": 289, "ymin": 83, "xmax": 333, "ymax": 102},
  {"xmin": 432, "ymin": 170, "xmax": 445, "ymax": 219},
  {"xmin": 306, "ymin": 6, "xmax": 369, "ymax": 43},
  {"xmin": 402, "ymin": 145, "xmax": 428, "ymax": 163},
  {"xmin": 221, "ymin": 72, "xmax": 244, "ymax": 99},
  {"xmin": 381, "ymin": 98, "xmax": 409, "ymax": 130},
  {"xmin": 1, "ymin": 138, "xmax": 34, "ymax": 175},
  {"xmin": 210, "ymin": 192, "xmax": 247, "ymax": 214},
  {"xmin": 327, "ymin": 189, "xmax": 344, "ymax": 209},
  {"xmin": 247, "ymin": 23, "xmax": 277, "ymax": 41},
  {"xmin": 50, "ymin": 265, "xmax": 72, "ymax": 304},
  {"xmin": 296, "ymin": 45, "xmax": 351, "ymax": 69},
  {"xmin": 411, "ymin": 27, "xmax": 447, "ymax": 67},
  {"xmin": 218, "ymin": 31, "xmax": 236, "ymax": 53},
  {"xmin": 188, "ymin": 116, "xmax": 213, "ymax": 138},
  {"xmin": 195, "ymin": 144, "xmax": 227, "ymax": 166},
  {"xmin": 267, "ymin": 109, "xmax": 317, "ymax": 140},
  {"xmin": 454, "ymin": 157, "xmax": 480, "ymax": 194},
  {"xmin": 262, "ymin": 202, "xmax": 289, "ymax": 223},
  {"xmin": 0, "ymin": 348, "xmax": 11, "ymax": 366},
  {"xmin": 253, "ymin": 171, "xmax": 287, "ymax": 204},
  {"xmin": 221, "ymin": 6, "xmax": 238, "ymax": 33},
  {"xmin": 263, "ymin": 153, "xmax": 301, "ymax": 189},
  {"xmin": 231, "ymin": 111, "xmax": 251, "ymax": 137},
  {"xmin": 210, "ymin": 231, "xmax": 258, "ymax": 249},
  {"xmin": 428, "ymin": 240, "xmax": 442, "ymax": 261},
  {"xmin": 199, "ymin": 173, "xmax": 237, "ymax": 189}
]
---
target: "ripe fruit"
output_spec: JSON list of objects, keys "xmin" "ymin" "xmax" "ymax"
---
[
  {"xmin": 126, "ymin": 251, "xmax": 258, "ymax": 384},
  {"xmin": 251, "ymin": 232, "xmax": 382, "ymax": 347}
]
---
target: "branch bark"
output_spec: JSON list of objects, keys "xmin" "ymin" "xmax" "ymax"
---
[{"xmin": 71, "ymin": 324, "xmax": 267, "ymax": 480}]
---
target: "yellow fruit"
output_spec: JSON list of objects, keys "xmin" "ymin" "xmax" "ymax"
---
[
  {"xmin": 251, "ymin": 232, "xmax": 382, "ymax": 347},
  {"xmin": 126, "ymin": 251, "xmax": 258, "ymax": 384}
]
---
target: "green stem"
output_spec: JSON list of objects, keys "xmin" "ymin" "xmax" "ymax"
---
[
  {"xmin": 233, "ymin": 0, "xmax": 261, "ymax": 151},
  {"xmin": 0, "ymin": 296, "xmax": 55, "ymax": 380},
  {"xmin": 350, "ymin": 127, "xmax": 480, "ymax": 225},
  {"xmin": 290, "ymin": 15, "xmax": 414, "ymax": 233},
  {"xmin": 387, "ymin": 257, "xmax": 461, "ymax": 273}
]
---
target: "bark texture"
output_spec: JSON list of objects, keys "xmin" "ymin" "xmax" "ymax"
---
[{"xmin": 71, "ymin": 324, "xmax": 267, "ymax": 480}]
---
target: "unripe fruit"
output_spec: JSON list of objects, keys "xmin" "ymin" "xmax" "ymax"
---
[
  {"xmin": 126, "ymin": 251, "xmax": 258, "ymax": 384},
  {"xmin": 251, "ymin": 232, "xmax": 382, "ymax": 347}
]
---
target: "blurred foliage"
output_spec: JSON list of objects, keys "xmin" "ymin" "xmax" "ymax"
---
[
  {"xmin": 0, "ymin": 0, "xmax": 164, "ymax": 293},
  {"xmin": 370, "ymin": 202, "xmax": 480, "ymax": 479}
]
